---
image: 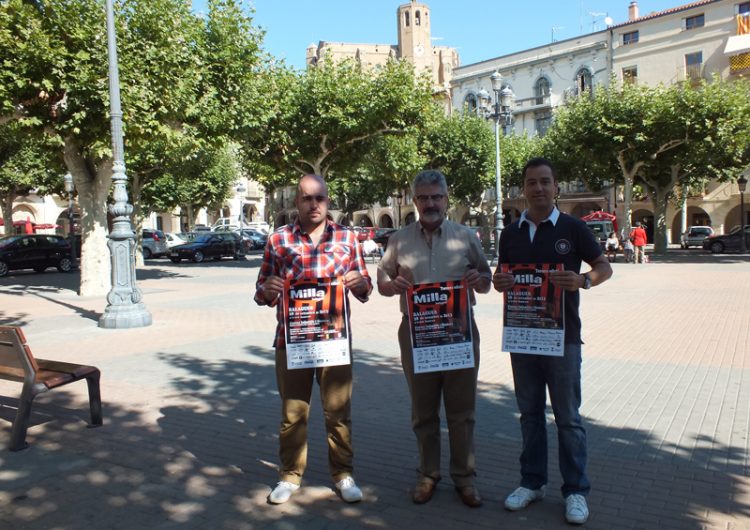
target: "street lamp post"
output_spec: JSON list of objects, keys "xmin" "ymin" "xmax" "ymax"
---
[
  {"xmin": 482, "ymin": 72, "xmax": 514, "ymax": 260},
  {"xmin": 739, "ymin": 175, "xmax": 747, "ymax": 253},
  {"xmin": 99, "ymin": 0, "xmax": 151, "ymax": 329},
  {"xmin": 63, "ymin": 173, "xmax": 77, "ymax": 270},
  {"xmin": 392, "ymin": 192, "xmax": 403, "ymax": 229},
  {"xmin": 236, "ymin": 181, "xmax": 247, "ymax": 228}
]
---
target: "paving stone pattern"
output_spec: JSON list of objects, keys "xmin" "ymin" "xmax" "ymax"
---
[{"xmin": 0, "ymin": 252, "xmax": 748, "ymax": 529}]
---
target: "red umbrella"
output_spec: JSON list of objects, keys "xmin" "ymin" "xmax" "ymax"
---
[
  {"xmin": 581, "ymin": 210, "xmax": 618, "ymax": 231},
  {"xmin": 24, "ymin": 217, "xmax": 34, "ymax": 234}
]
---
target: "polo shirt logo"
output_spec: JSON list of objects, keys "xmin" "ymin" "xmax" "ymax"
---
[{"xmin": 555, "ymin": 239, "xmax": 572, "ymax": 255}]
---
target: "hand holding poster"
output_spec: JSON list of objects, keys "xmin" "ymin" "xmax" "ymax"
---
[
  {"xmin": 501, "ymin": 263, "xmax": 565, "ymax": 356},
  {"xmin": 407, "ymin": 280, "xmax": 474, "ymax": 374},
  {"xmin": 283, "ymin": 277, "xmax": 350, "ymax": 369}
]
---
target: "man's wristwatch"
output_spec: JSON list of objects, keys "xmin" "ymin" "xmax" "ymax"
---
[{"xmin": 582, "ymin": 273, "xmax": 592, "ymax": 290}]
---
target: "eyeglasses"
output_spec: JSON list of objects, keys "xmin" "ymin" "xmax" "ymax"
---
[
  {"xmin": 415, "ymin": 194, "xmax": 446, "ymax": 203},
  {"xmin": 300, "ymin": 194, "xmax": 327, "ymax": 203}
]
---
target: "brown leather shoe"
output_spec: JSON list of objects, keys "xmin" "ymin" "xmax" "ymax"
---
[
  {"xmin": 412, "ymin": 480, "xmax": 436, "ymax": 504},
  {"xmin": 456, "ymin": 485, "xmax": 483, "ymax": 507}
]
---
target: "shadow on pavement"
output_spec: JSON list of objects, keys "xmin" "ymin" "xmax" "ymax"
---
[
  {"xmin": 643, "ymin": 250, "xmax": 750, "ymax": 264},
  {"xmin": 0, "ymin": 344, "xmax": 746, "ymax": 529}
]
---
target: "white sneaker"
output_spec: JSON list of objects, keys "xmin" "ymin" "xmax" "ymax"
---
[
  {"xmin": 565, "ymin": 494, "xmax": 589, "ymax": 524},
  {"xmin": 335, "ymin": 476, "xmax": 363, "ymax": 503},
  {"xmin": 504, "ymin": 486, "xmax": 546, "ymax": 511},
  {"xmin": 268, "ymin": 481, "xmax": 300, "ymax": 504}
]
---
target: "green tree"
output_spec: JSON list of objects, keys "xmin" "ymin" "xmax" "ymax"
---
[
  {"xmin": 258, "ymin": 58, "xmax": 434, "ymax": 186},
  {"xmin": 547, "ymin": 79, "xmax": 750, "ymax": 253},
  {"xmin": 547, "ymin": 82, "xmax": 689, "ymax": 242},
  {"xmin": 0, "ymin": 124, "xmax": 64, "ymax": 234},
  {"xmin": 0, "ymin": 0, "xmax": 271, "ymax": 294},
  {"xmin": 422, "ymin": 112, "xmax": 495, "ymax": 205},
  {"xmin": 638, "ymin": 78, "xmax": 750, "ymax": 252}
]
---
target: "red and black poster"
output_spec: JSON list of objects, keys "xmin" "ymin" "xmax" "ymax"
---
[
  {"xmin": 283, "ymin": 277, "xmax": 350, "ymax": 369},
  {"xmin": 501, "ymin": 263, "xmax": 565, "ymax": 356},
  {"xmin": 407, "ymin": 280, "xmax": 474, "ymax": 374}
]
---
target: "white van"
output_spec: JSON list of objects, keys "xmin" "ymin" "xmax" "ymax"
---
[{"xmin": 211, "ymin": 218, "xmax": 270, "ymax": 234}]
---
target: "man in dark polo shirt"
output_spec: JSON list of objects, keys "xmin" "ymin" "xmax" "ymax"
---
[{"xmin": 492, "ymin": 157, "xmax": 612, "ymax": 525}]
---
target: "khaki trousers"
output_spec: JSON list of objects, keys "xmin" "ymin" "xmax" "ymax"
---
[
  {"xmin": 275, "ymin": 347, "xmax": 354, "ymax": 485},
  {"xmin": 398, "ymin": 316, "xmax": 480, "ymax": 487}
]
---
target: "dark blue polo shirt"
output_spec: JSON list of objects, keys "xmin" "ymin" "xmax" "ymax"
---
[{"xmin": 498, "ymin": 210, "xmax": 601, "ymax": 345}]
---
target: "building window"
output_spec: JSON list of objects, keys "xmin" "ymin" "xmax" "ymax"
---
[
  {"xmin": 685, "ymin": 14, "xmax": 705, "ymax": 30},
  {"xmin": 685, "ymin": 52, "xmax": 703, "ymax": 82},
  {"xmin": 535, "ymin": 112, "xmax": 552, "ymax": 136},
  {"xmin": 534, "ymin": 76, "xmax": 550, "ymax": 105},
  {"xmin": 575, "ymin": 68, "xmax": 593, "ymax": 94},
  {"xmin": 623, "ymin": 66, "xmax": 638, "ymax": 85},
  {"xmin": 463, "ymin": 94, "xmax": 478, "ymax": 115},
  {"xmin": 404, "ymin": 11, "xmax": 410, "ymax": 26},
  {"xmin": 622, "ymin": 30, "xmax": 639, "ymax": 45},
  {"xmin": 415, "ymin": 10, "xmax": 421, "ymax": 26}
]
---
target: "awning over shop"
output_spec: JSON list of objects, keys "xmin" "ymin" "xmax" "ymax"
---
[{"xmin": 724, "ymin": 34, "xmax": 750, "ymax": 55}]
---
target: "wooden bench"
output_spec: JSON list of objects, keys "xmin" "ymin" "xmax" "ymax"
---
[{"xmin": 0, "ymin": 326, "xmax": 102, "ymax": 451}]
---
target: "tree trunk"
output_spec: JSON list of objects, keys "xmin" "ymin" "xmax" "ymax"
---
[
  {"xmin": 643, "ymin": 166, "xmax": 681, "ymax": 255},
  {"xmin": 185, "ymin": 204, "xmax": 194, "ymax": 230},
  {"xmin": 64, "ymin": 140, "xmax": 113, "ymax": 297},
  {"xmin": 1, "ymin": 191, "xmax": 16, "ymax": 236},
  {"xmin": 680, "ymin": 184, "xmax": 688, "ymax": 236},
  {"xmin": 651, "ymin": 186, "xmax": 671, "ymax": 254},
  {"xmin": 131, "ymin": 172, "xmax": 144, "ymax": 267}
]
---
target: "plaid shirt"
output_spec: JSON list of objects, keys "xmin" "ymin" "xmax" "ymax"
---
[{"xmin": 254, "ymin": 219, "xmax": 371, "ymax": 347}]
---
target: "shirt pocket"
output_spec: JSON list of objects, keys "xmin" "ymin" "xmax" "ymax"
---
[{"xmin": 322, "ymin": 242, "xmax": 353, "ymax": 274}]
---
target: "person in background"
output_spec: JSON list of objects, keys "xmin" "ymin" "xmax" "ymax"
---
[
  {"xmin": 605, "ymin": 232, "xmax": 619, "ymax": 263},
  {"xmin": 629, "ymin": 222, "xmax": 648, "ymax": 264}
]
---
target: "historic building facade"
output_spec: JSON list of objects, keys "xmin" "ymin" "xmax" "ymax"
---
[
  {"xmin": 277, "ymin": 0, "xmax": 460, "ymax": 229},
  {"xmin": 451, "ymin": 0, "xmax": 750, "ymax": 242}
]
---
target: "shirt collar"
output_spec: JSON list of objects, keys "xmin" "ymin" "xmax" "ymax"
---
[
  {"xmin": 520, "ymin": 207, "xmax": 560, "ymax": 227},
  {"xmin": 292, "ymin": 218, "xmax": 335, "ymax": 236},
  {"xmin": 418, "ymin": 218, "xmax": 446, "ymax": 236}
]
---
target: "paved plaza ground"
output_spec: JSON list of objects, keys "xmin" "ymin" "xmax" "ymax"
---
[{"xmin": 0, "ymin": 250, "xmax": 748, "ymax": 529}]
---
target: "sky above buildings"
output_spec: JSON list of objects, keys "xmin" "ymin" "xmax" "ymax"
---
[{"xmin": 192, "ymin": 1, "xmax": 685, "ymax": 69}]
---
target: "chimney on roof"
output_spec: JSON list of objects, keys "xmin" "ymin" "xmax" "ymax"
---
[{"xmin": 628, "ymin": 1, "xmax": 639, "ymax": 21}]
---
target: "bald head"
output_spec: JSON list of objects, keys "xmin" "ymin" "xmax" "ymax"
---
[
  {"xmin": 297, "ymin": 174, "xmax": 327, "ymax": 196},
  {"xmin": 295, "ymin": 174, "xmax": 329, "ymax": 231}
]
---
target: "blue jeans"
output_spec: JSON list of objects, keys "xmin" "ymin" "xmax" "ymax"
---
[{"xmin": 510, "ymin": 344, "xmax": 590, "ymax": 497}]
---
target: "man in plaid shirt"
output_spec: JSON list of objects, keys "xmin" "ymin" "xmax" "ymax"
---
[{"xmin": 255, "ymin": 174, "xmax": 372, "ymax": 505}]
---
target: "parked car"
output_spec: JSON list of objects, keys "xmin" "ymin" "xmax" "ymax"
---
[
  {"xmin": 680, "ymin": 226, "xmax": 714, "ymax": 249},
  {"xmin": 702, "ymin": 225, "xmax": 750, "ymax": 254},
  {"xmin": 169, "ymin": 233, "xmax": 242, "ymax": 263},
  {"xmin": 240, "ymin": 229, "xmax": 268, "ymax": 250},
  {"xmin": 192, "ymin": 224, "xmax": 212, "ymax": 232},
  {"xmin": 373, "ymin": 228, "xmax": 397, "ymax": 251},
  {"xmin": 0, "ymin": 234, "xmax": 74, "ymax": 277},
  {"xmin": 165, "ymin": 232, "xmax": 194, "ymax": 248},
  {"xmin": 142, "ymin": 229, "xmax": 168, "ymax": 259},
  {"xmin": 584, "ymin": 220, "xmax": 615, "ymax": 250}
]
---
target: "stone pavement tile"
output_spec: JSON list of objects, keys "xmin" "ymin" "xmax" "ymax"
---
[{"xmin": 1, "ymin": 258, "xmax": 749, "ymax": 529}]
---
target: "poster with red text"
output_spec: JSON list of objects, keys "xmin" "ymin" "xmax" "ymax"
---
[
  {"xmin": 283, "ymin": 277, "xmax": 350, "ymax": 369},
  {"xmin": 407, "ymin": 280, "xmax": 474, "ymax": 374},
  {"xmin": 501, "ymin": 263, "xmax": 565, "ymax": 356}
]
